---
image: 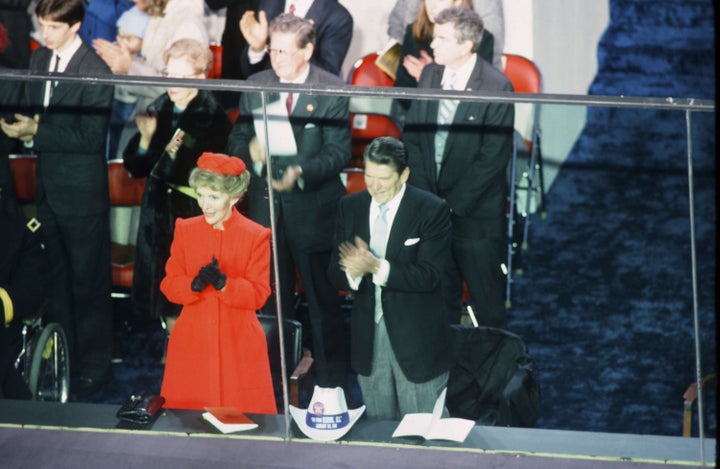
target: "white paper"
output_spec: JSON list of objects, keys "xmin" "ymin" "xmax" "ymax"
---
[
  {"xmin": 252, "ymin": 100, "xmax": 298, "ymax": 157},
  {"xmin": 392, "ymin": 388, "xmax": 475, "ymax": 443}
]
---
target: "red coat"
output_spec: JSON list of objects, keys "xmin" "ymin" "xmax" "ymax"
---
[{"xmin": 160, "ymin": 207, "xmax": 276, "ymax": 413}]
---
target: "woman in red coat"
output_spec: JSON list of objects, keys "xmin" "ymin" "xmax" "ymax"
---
[{"xmin": 159, "ymin": 152, "xmax": 276, "ymax": 413}]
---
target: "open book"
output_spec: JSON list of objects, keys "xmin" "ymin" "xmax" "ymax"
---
[
  {"xmin": 202, "ymin": 407, "xmax": 258, "ymax": 434},
  {"xmin": 392, "ymin": 388, "xmax": 475, "ymax": 442}
]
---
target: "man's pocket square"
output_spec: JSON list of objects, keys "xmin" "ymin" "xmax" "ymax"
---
[
  {"xmin": 304, "ymin": 123, "xmax": 317, "ymax": 129},
  {"xmin": 404, "ymin": 238, "xmax": 420, "ymax": 246}
]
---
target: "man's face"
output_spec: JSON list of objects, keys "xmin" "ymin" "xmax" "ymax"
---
[
  {"xmin": 268, "ymin": 31, "xmax": 312, "ymax": 81},
  {"xmin": 38, "ymin": 17, "xmax": 80, "ymax": 52},
  {"xmin": 431, "ymin": 22, "xmax": 472, "ymax": 69},
  {"xmin": 364, "ymin": 161, "xmax": 409, "ymax": 205}
]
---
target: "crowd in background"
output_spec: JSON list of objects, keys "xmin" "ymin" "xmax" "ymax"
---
[{"xmin": 0, "ymin": 0, "xmax": 512, "ymax": 418}]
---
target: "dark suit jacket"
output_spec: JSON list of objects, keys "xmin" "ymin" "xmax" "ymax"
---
[
  {"xmin": 327, "ymin": 184, "xmax": 454, "ymax": 383},
  {"xmin": 24, "ymin": 41, "xmax": 114, "ymax": 218},
  {"xmin": 227, "ymin": 64, "xmax": 350, "ymax": 253},
  {"xmin": 403, "ymin": 59, "xmax": 514, "ymax": 238},
  {"xmin": 394, "ymin": 24, "xmax": 494, "ymax": 89},
  {"xmin": 240, "ymin": 0, "xmax": 353, "ymax": 77}
]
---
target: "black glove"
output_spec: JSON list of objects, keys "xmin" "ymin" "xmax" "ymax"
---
[
  {"xmin": 198, "ymin": 256, "xmax": 226, "ymax": 290},
  {"xmin": 191, "ymin": 273, "xmax": 207, "ymax": 292}
]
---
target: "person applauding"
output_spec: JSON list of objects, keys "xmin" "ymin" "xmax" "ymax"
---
[{"xmin": 159, "ymin": 152, "xmax": 276, "ymax": 413}]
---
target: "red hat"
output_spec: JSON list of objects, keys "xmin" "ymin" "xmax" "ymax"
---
[{"xmin": 197, "ymin": 152, "xmax": 246, "ymax": 175}]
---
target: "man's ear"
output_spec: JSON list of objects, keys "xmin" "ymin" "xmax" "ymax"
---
[
  {"xmin": 400, "ymin": 167, "xmax": 410, "ymax": 184},
  {"xmin": 302, "ymin": 43, "xmax": 314, "ymax": 62},
  {"xmin": 70, "ymin": 22, "xmax": 82, "ymax": 35}
]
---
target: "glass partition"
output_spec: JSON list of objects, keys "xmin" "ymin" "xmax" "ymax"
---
[{"xmin": 0, "ymin": 70, "xmax": 714, "ymax": 464}]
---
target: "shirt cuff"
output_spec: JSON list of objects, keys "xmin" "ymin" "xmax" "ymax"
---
[
  {"xmin": 248, "ymin": 48, "xmax": 266, "ymax": 65},
  {"xmin": 345, "ymin": 272, "xmax": 361, "ymax": 291},
  {"xmin": 23, "ymin": 139, "xmax": 34, "ymax": 149},
  {"xmin": 372, "ymin": 259, "xmax": 390, "ymax": 287}
]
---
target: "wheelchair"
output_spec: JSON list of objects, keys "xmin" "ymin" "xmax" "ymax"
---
[{"xmin": 13, "ymin": 305, "xmax": 70, "ymax": 402}]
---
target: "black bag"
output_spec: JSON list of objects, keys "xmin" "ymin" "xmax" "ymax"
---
[
  {"xmin": 116, "ymin": 392, "xmax": 165, "ymax": 426},
  {"xmin": 446, "ymin": 325, "xmax": 540, "ymax": 427}
]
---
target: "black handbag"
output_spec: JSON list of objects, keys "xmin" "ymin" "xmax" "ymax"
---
[{"xmin": 116, "ymin": 392, "xmax": 166, "ymax": 426}]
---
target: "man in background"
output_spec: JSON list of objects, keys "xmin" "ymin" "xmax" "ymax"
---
[
  {"xmin": 238, "ymin": 0, "xmax": 352, "ymax": 77},
  {"xmin": 227, "ymin": 14, "xmax": 351, "ymax": 390},
  {"xmin": 403, "ymin": 6, "xmax": 514, "ymax": 327}
]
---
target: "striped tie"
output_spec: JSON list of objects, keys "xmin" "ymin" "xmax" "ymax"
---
[{"xmin": 434, "ymin": 72, "xmax": 458, "ymax": 177}]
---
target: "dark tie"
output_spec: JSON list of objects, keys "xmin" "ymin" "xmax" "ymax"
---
[
  {"xmin": 44, "ymin": 54, "xmax": 60, "ymax": 106},
  {"xmin": 370, "ymin": 204, "xmax": 389, "ymax": 323}
]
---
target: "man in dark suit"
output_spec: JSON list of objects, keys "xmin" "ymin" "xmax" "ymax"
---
[
  {"xmin": 403, "ymin": 6, "xmax": 514, "ymax": 328},
  {"xmin": 328, "ymin": 136, "xmax": 453, "ymax": 420},
  {"xmin": 227, "ymin": 14, "xmax": 350, "ymax": 389},
  {"xmin": 238, "ymin": 0, "xmax": 353, "ymax": 77},
  {"xmin": 0, "ymin": 0, "xmax": 114, "ymax": 398}
]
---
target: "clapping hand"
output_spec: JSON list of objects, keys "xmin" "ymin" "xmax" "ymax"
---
[
  {"xmin": 338, "ymin": 236, "xmax": 380, "ymax": 278},
  {"xmin": 191, "ymin": 256, "xmax": 227, "ymax": 292},
  {"xmin": 92, "ymin": 38, "xmax": 132, "ymax": 74},
  {"xmin": 239, "ymin": 10, "xmax": 269, "ymax": 54},
  {"xmin": 403, "ymin": 50, "xmax": 434, "ymax": 82}
]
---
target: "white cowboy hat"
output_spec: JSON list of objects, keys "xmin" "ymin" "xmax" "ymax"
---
[{"xmin": 289, "ymin": 386, "xmax": 365, "ymax": 441}]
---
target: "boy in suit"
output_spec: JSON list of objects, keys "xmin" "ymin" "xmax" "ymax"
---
[
  {"xmin": 328, "ymin": 136, "xmax": 454, "ymax": 420},
  {"xmin": 403, "ymin": 6, "xmax": 514, "ymax": 327},
  {"xmin": 0, "ymin": 0, "xmax": 114, "ymax": 398}
]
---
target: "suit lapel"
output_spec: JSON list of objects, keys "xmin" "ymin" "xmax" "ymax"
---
[
  {"xmin": 28, "ymin": 49, "xmax": 52, "ymax": 107},
  {"xmin": 384, "ymin": 189, "xmax": 414, "ymax": 261},
  {"xmin": 442, "ymin": 59, "xmax": 484, "ymax": 162},
  {"xmin": 49, "ymin": 42, "xmax": 89, "ymax": 104}
]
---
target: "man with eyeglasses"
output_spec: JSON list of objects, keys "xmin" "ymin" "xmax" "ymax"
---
[
  {"xmin": 238, "ymin": 0, "xmax": 352, "ymax": 77},
  {"xmin": 0, "ymin": 0, "xmax": 115, "ymax": 398},
  {"xmin": 228, "ymin": 14, "xmax": 351, "ymax": 391}
]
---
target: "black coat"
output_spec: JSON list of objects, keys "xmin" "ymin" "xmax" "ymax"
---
[{"xmin": 123, "ymin": 90, "xmax": 231, "ymax": 318}]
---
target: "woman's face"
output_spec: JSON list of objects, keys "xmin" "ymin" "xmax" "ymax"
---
[
  {"xmin": 425, "ymin": 0, "xmax": 460, "ymax": 23},
  {"xmin": 196, "ymin": 186, "xmax": 239, "ymax": 230},
  {"xmin": 164, "ymin": 56, "xmax": 203, "ymax": 110}
]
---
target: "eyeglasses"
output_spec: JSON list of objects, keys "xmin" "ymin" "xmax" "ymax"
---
[
  {"xmin": 266, "ymin": 47, "xmax": 302, "ymax": 58},
  {"xmin": 162, "ymin": 70, "xmax": 203, "ymax": 79}
]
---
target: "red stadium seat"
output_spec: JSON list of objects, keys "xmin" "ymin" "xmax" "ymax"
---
[
  {"xmin": 207, "ymin": 43, "xmax": 223, "ymax": 79},
  {"xmin": 8, "ymin": 154, "xmax": 37, "ymax": 204},
  {"xmin": 349, "ymin": 113, "xmax": 402, "ymax": 168},
  {"xmin": 347, "ymin": 52, "xmax": 395, "ymax": 87},
  {"xmin": 107, "ymin": 160, "xmax": 146, "ymax": 292}
]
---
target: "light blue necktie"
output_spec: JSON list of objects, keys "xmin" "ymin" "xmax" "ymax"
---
[{"xmin": 370, "ymin": 204, "xmax": 389, "ymax": 323}]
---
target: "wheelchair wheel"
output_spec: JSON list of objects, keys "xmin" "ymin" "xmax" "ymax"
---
[{"xmin": 28, "ymin": 322, "xmax": 70, "ymax": 402}]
